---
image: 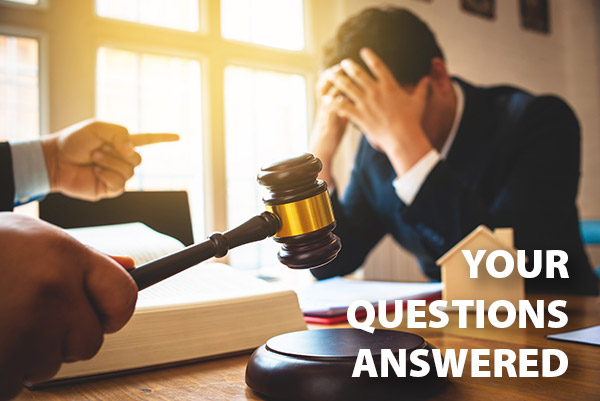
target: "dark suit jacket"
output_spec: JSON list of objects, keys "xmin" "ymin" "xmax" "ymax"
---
[
  {"xmin": 312, "ymin": 78, "xmax": 599, "ymax": 295},
  {"xmin": 0, "ymin": 142, "xmax": 15, "ymax": 212}
]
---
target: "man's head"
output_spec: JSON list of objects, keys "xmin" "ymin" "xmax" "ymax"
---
[
  {"xmin": 323, "ymin": 7, "xmax": 457, "ymax": 150},
  {"xmin": 323, "ymin": 7, "xmax": 444, "ymax": 86}
]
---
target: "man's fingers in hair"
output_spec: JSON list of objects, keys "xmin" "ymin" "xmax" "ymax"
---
[
  {"xmin": 317, "ymin": 68, "xmax": 335, "ymax": 96},
  {"xmin": 325, "ymin": 86, "xmax": 342, "ymax": 101},
  {"xmin": 340, "ymin": 59, "xmax": 374, "ymax": 90},
  {"xmin": 359, "ymin": 47, "xmax": 396, "ymax": 83},
  {"xmin": 331, "ymin": 96, "xmax": 361, "ymax": 123},
  {"xmin": 332, "ymin": 69, "xmax": 363, "ymax": 104},
  {"xmin": 318, "ymin": 65, "xmax": 343, "ymax": 97}
]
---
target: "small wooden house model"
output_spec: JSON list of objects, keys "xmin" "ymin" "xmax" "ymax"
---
[{"xmin": 436, "ymin": 225, "xmax": 524, "ymax": 310}]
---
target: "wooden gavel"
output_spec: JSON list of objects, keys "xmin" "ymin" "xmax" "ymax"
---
[{"xmin": 130, "ymin": 154, "xmax": 342, "ymax": 291}]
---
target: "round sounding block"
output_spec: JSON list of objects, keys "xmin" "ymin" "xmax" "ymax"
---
[{"xmin": 245, "ymin": 328, "xmax": 444, "ymax": 401}]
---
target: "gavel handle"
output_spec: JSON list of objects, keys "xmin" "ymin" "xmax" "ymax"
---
[{"xmin": 130, "ymin": 212, "xmax": 280, "ymax": 291}]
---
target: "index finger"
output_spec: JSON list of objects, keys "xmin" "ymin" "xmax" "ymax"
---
[
  {"xmin": 130, "ymin": 133, "xmax": 180, "ymax": 147},
  {"xmin": 359, "ymin": 48, "xmax": 396, "ymax": 83}
]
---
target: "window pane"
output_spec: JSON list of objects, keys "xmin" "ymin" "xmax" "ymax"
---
[
  {"xmin": 2, "ymin": 0, "xmax": 39, "ymax": 4},
  {"xmin": 96, "ymin": 0, "xmax": 199, "ymax": 32},
  {"xmin": 221, "ymin": 0, "xmax": 305, "ymax": 50},
  {"xmin": 0, "ymin": 34, "xmax": 39, "ymax": 142},
  {"xmin": 224, "ymin": 66, "xmax": 308, "ymax": 271},
  {"xmin": 96, "ymin": 47, "xmax": 204, "ymax": 238}
]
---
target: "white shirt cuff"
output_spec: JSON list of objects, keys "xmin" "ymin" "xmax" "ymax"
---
[
  {"xmin": 10, "ymin": 140, "xmax": 50, "ymax": 205},
  {"xmin": 393, "ymin": 149, "xmax": 440, "ymax": 206}
]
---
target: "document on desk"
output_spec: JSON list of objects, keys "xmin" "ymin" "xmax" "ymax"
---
[
  {"xmin": 547, "ymin": 325, "xmax": 600, "ymax": 347},
  {"xmin": 296, "ymin": 277, "xmax": 442, "ymax": 317}
]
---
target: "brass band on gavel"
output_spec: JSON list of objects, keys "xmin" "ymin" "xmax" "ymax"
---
[{"xmin": 265, "ymin": 191, "xmax": 335, "ymax": 238}]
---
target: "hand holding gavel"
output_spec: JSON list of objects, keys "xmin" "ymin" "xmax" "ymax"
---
[{"xmin": 129, "ymin": 154, "xmax": 342, "ymax": 291}]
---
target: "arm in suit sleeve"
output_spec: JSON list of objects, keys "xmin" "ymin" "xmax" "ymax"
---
[
  {"xmin": 0, "ymin": 142, "xmax": 15, "ymax": 211},
  {"xmin": 401, "ymin": 96, "xmax": 597, "ymax": 294},
  {"xmin": 311, "ymin": 141, "xmax": 387, "ymax": 279},
  {"xmin": 0, "ymin": 140, "xmax": 50, "ymax": 211}
]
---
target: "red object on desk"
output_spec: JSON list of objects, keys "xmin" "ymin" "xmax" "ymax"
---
[{"xmin": 303, "ymin": 292, "xmax": 441, "ymax": 324}]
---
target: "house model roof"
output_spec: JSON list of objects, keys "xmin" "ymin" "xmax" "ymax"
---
[{"xmin": 435, "ymin": 225, "xmax": 517, "ymax": 266}]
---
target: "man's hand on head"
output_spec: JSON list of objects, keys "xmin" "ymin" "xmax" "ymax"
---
[
  {"xmin": 41, "ymin": 120, "xmax": 179, "ymax": 201},
  {"xmin": 330, "ymin": 48, "xmax": 433, "ymax": 175},
  {"xmin": 0, "ymin": 213, "xmax": 138, "ymax": 400},
  {"xmin": 310, "ymin": 66, "xmax": 350, "ymax": 187}
]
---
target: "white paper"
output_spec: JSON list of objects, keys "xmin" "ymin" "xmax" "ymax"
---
[
  {"xmin": 547, "ymin": 325, "xmax": 600, "ymax": 346},
  {"xmin": 296, "ymin": 277, "xmax": 443, "ymax": 316}
]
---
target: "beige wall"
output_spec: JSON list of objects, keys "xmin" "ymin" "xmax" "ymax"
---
[{"xmin": 326, "ymin": 0, "xmax": 600, "ymax": 281}]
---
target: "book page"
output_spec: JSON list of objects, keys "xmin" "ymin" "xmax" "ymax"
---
[
  {"xmin": 66, "ymin": 223, "xmax": 184, "ymax": 265},
  {"xmin": 136, "ymin": 262, "xmax": 282, "ymax": 309}
]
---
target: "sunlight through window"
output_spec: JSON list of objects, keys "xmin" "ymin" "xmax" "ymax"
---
[
  {"xmin": 96, "ymin": 0, "xmax": 199, "ymax": 31},
  {"xmin": 224, "ymin": 65, "xmax": 308, "ymax": 271},
  {"xmin": 221, "ymin": 0, "xmax": 305, "ymax": 50},
  {"xmin": 0, "ymin": 34, "xmax": 39, "ymax": 142},
  {"xmin": 96, "ymin": 47, "xmax": 204, "ymax": 237},
  {"xmin": 2, "ymin": 0, "xmax": 39, "ymax": 4}
]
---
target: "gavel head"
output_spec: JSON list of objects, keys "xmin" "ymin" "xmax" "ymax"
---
[{"xmin": 257, "ymin": 153, "xmax": 342, "ymax": 269}]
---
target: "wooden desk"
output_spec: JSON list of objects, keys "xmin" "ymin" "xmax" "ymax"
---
[{"xmin": 16, "ymin": 295, "xmax": 600, "ymax": 401}]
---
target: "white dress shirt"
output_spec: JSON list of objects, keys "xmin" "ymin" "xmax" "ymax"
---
[
  {"xmin": 10, "ymin": 139, "xmax": 50, "ymax": 206},
  {"xmin": 393, "ymin": 81, "xmax": 465, "ymax": 205}
]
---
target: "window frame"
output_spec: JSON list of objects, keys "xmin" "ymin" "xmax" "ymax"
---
[
  {"xmin": 0, "ymin": 23, "xmax": 49, "ymax": 138},
  {"xmin": 0, "ymin": 0, "xmax": 336, "ymax": 262},
  {"xmin": 93, "ymin": 41, "xmax": 209, "ymax": 240}
]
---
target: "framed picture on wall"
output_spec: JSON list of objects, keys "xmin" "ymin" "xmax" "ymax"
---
[
  {"xmin": 461, "ymin": 0, "xmax": 495, "ymax": 19},
  {"xmin": 520, "ymin": 0, "xmax": 550, "ymax": 33}
]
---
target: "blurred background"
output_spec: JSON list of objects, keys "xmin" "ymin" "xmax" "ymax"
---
[{"xmin": 1, "ymin": 0, "xmax": 599, "ymax": 280}]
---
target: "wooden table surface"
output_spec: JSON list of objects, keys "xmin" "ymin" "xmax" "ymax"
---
[{"xmin": 16, "ymin": 295, "xmax": 600, "ymax": 401}]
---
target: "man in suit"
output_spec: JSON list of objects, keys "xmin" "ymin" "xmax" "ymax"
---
[
  {"xmin": 310, "ymin": 7, "xmax": 598, "ymax": 295},
  {"xmin": 0, "ymin": 120, "xmax": 177, "ymax": 399}
]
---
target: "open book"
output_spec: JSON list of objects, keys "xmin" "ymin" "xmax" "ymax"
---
[{"xmin": 34, "ymin": 223, "xmax": 307, "ymax": 385}]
